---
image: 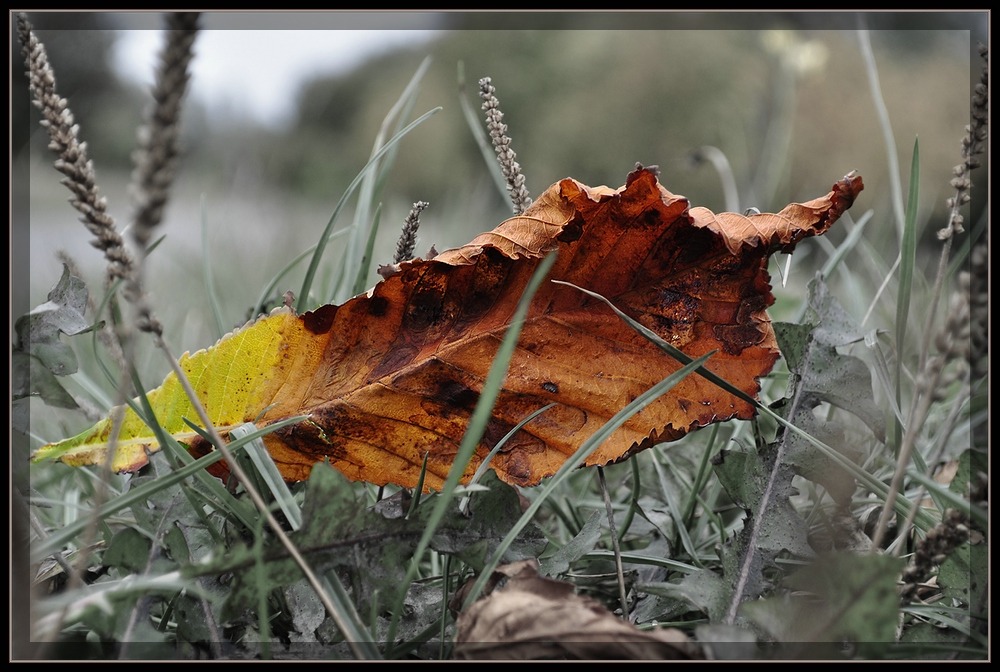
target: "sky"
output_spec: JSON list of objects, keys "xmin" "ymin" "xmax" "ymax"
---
[{"xmin": 112, "ymin": 28, "xmax": 440, "ymax": 130}]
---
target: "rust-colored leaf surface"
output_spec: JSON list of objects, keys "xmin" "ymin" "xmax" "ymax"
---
[{"xmin": 34, "ymin": 167, "xmax": 862, "ymax": 490}]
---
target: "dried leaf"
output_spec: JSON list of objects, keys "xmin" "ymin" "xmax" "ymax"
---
[
  {"xmin": 32, "ymin": 168, "xmax": 862, "ymax": 489},
  {"xmin": 454, "ymin": 559, "xmax": 702, "ymax": 660}
]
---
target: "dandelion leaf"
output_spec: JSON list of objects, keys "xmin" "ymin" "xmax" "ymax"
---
[
  {"xmin": 741, "ymin": 553, "xmax": 903, "ymax": 648},
  {"xmin": 13, "ymin": 264, "xmax": 92, "ymax": 415},
  {"xmin": 773, "ymin": 276, "xmax": 884, "ymax": 504},
  {"xmin": 713, "ymin": 442, "xmax": 814, "ymax": 605},
  {"xmin": 32, "ymin": 168, "xmax": 862, "ymax": 489}
]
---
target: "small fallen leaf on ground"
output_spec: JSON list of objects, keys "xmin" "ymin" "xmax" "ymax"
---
[
  {"xmin": 453, "ymin": 559, "xmax": 702, "ymax": 660},
  {"xmin": 32, "ymin": 167, "xmax": 862, "ymax": 490}
]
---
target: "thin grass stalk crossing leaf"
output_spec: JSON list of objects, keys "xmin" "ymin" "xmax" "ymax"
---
[
  {"xmin": 32, "ymin": 418, "xmax": 303, "ymax": 561},
  {"xmin": 232, "ymin": 422, "xmax": 303, "ymax": 531},
  {"xmin": 460, "ymin": 351, "xmax": 715, "ymax": 612},
  {"xmin": 383, "ymin": 251, "xmax": 559, "ymax": 653}
]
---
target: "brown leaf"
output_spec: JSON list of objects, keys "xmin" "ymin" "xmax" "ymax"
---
[
  {"xmin": 453, "ymin": 559, "xmax": 702, "ymax": 660},
  {"xmin": 33, "ymin": 168, "xmax": 862, "ymax": 490}
]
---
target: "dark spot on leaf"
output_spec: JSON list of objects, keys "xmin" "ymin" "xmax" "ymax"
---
[
  {"xmin": 436, "ymin": 380, "xmax": 479, "ymax": 413},
  {"xmin": 714, "ymin": 322, "xmax": 765, "ymax": 355},
  {"xmin": 406, "ymin": 273, "xmax": 450, "ymax": 332},
  {"xmin": 368, "ymin": 295, "xmax": 388, "ymax": 317},
  {"xmin": 556, "ymin": 212, "xmax": 585, "ymax": 243},
  {"xmin": 301, "ymin": 304, "xmax": 337, "ymax": 334}
]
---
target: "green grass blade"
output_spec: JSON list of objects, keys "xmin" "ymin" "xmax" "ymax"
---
[
  {"xmin": 321, "ymin": 575, "xmax": 382, "ymax": 659},
  {"xmin": 334, "ymin": 58, "xmax": 430, "ymax": 306},
  {"xmin": 296, "ymin": 106, "xmax": 441, "ymax": 314},
  {"xmin": 467, "ymin": 403, "xmax": 557, "ymax": 489},
  {"xmin": 821, "ymin": 209, "xmax": 873, "ymax": 278},
  {"xmin": 384, "ymin": 251, "xmax": 559, "ymax": 653},
  {"xmin": 553, "ymin": 278, "xmax": 937, "ymax": 532},
  {"xmin": 551, "ymin": 280, "xmax": 753, "ymax": 404},
  {"xmin": 894, "ymin": 137, "xmax": 920, "ymax": 451},
  {"xmin": 351, "ymin": 203, "xmax": 383, "ymax": 298},
  {"xmin": 650, "ymin": 449, "xmax": 701, "ymax": 563},
  {"xmin": 682, "ymin": 423, "xmax": 719, "ymax": 530},
  {"xmin": 232, "ymin": 422, "xmax": 303, "ymax": 531},
  {"xmin": 200, "ymin": 193, "xmax": 226, "ymax": 339},
  {"xmin": 460, "ymin": 351, "xmax": 715, "ymax": 611},
  {"xmin": 858, "ymin": 27, "xmax": 905, "ymax": 236},
  {"xmin": 585, "ymin": 550, "xmax": 698, "ymax": 573},
  {"xmin": 406, "ymin": 453, "xmax": 430, "ymax": 519},
  {"xmin": 252, "ymin": 241, "xmax": 320, "ymax": 318},
  {"xmin": 459, "ymin": 403, "xmax": 557, "ymax": 515},
  {"xmin": 616, "ymin": 456, "xmax": 642, "ymax": 543}
]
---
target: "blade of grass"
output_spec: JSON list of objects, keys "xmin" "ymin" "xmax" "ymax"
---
[
  {"xmin": 406, "ymin": 453, "xmax": 430, "ymax": 519},
  {"xmin": 553, "ymin": 279, "xmax": 937, "ymax": 532},
  {"xmin": 820, "ymin": 209, "xmax": 873, "ymax": 278},
  {"xmin": 333, "ymin": 58, "xmax": 431, "ymax": 306},
  {"xmin": 692, "ymin": 146, "xmax": 740, "ymax": 213},
  {"xmin": 791, "ymin": 209, "xmax": 873, "ymax": 323},
  {"xmin": 231, "ymin": 422, "xmax": 303, "ymax": 531},
  {"xmin": 350, "ymin": 203, "xmax": 383, "ymax": 298},
  {"xmin": 31, "ymin": 418, "xmax": 302, "ymax": 562},
  {"xmin": 460, "ymin": 351, "xmax": 715, "ymax": 612},
  {"xmin": 865, "ymin": 330, "xmax": 905, "ymax": 426},
  {"xmin": 383, "ymin": 251, "xmax": 559, "ymax": 654},
  {"xmin": 200, "ymin": 193, "xmax": 225, "ymax": 339},
  {"xmin": 321, "ymin": 575, "xmax": 382, "ymax": 658},
  {"xmin": 252, "ymin": 241, "xmax": 321, "ymax": 318},
  {"xmin": 616, "ymin": 454, "xmax": 642, "ymax": 543},
  {"xmin": 585, "ymin": 550, "xmax": 698, "ymax": 573},
  {"xmin": 462, "ymin": 403, "xmax": 557, "ymax": 493},
  {"xmin": 857, "ymin": 25, "xmax": 905, "ymax": 237},
  {"xmin": 681, "ymin": 424, "xmax": 719, "ymax": 531},
  {"xmin": 296, "ymin": 106, "xmax": 441, "ymax": 314},
  {"xmin": 650, "ymin": 448, "xmax": 702, "ymax": 564},
  {"xmin": 596, "ymin": 465, "xmax": 629, "ymax": 616},
  {"xmin": 893, "ymin": 137, "xmax": 920, "ymax": 452},
  {"xmin": 458, "ymin": 402, "xmax": 556, "ymax": 515}
]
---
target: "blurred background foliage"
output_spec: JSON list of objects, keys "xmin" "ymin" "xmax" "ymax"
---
[{"xmin": 18, "ymin": 13, "xmax": 986, "ymax": 355}]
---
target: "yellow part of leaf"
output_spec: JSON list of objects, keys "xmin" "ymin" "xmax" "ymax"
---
[{"xmin": 31, "ymin": 307, "xmax": 306, "ymax": 473}]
